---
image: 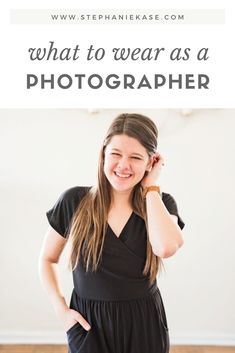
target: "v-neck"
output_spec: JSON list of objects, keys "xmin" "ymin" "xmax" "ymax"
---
[{"xmin": 107, "ymin": 211, "xmax": 134, "ymax": 241}]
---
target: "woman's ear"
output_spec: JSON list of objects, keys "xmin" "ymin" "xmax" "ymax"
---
[{"xmin": 146, "ymin": 156, "xmax": 154, "ymax": 171}]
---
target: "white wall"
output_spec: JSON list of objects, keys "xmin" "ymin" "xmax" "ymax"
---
[{"xmin": 0, "ymin": 109, "xmax": 234, "ymax": 345}]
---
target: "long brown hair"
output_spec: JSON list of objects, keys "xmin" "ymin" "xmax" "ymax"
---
[{"xmin": 67, "ymin": 113, "xmax": 163, "ymax": 286}]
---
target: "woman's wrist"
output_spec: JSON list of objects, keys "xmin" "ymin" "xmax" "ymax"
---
[
  {"xmin": 141, "ymin": 179, "xmax": 159, "ymax": 188},
  {"xmin": 142, "ymin": 182, "xmax": 158, "ymax": 188},
  {"xmin": 53, "ymin": 296, "xmax": 69, "ymax": 316}
]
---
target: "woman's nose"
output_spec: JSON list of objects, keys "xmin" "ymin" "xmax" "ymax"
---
[{"xmin": 117, "ymin": 157, "xmax": 130, "ymax": 170}]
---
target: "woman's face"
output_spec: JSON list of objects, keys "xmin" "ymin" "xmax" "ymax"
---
[{"xmin": 103, "ymin": 134, "xmax": 151, "ymax": 194}]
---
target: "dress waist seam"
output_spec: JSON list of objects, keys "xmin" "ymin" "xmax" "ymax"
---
[{"xmin": 73, "ymin": 283, "xmax": 158, "ymax": 302}]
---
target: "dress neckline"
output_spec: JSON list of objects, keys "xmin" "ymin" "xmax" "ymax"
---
[{"xmin": 107, "ymin": 211, "xmax": 135, "ymax": 241}]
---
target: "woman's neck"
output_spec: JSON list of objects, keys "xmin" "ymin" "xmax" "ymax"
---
[{"xmin": 110, "ymin": 188, "xmax": 133, "ymax": 209}]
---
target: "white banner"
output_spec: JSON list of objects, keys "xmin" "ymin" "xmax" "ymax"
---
[{"xmin": 0, "ymin": 1, "xmax": 234, "ymax": 108}]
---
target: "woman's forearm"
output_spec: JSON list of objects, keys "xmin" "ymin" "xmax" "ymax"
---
[
  {"xmin": 38, "ymin": 259, "xmax": 68, "ymax": 316},
  {"xmin": 145, "ymin": 191, "xmax": 184, "ymax": 258}
]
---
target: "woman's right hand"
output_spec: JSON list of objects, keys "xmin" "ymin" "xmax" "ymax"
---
[
  {"xmin": 38, "ymin": 229, "xmax": 91, "ymax": 333},
  {"xmin": 58, "ymin": 307, "xmax": 92, "ymax": 332}
]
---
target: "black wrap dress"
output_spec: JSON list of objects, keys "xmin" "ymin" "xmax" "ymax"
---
[{"xmin": 46, "ymin": 186, "xmax": 185, "ymax": 353}]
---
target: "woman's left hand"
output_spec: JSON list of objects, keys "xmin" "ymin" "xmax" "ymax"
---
[{"xmin": 141, "ymin": 152, "xmax": 165, "ymax": 188}]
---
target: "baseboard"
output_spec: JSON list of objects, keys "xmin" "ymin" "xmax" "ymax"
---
[
  {"xmin": 0, "ymin": 331, "xmax": 234, "ymax": 346},
  {"xmin": 170, "ymin": 335, "xmax": 235, "ymax": 346},
  {"xmin": 0, "ymin": 331, "xmax": 66, "ymax": 344}
]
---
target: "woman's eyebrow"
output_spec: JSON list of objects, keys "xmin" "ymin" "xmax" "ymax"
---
[{"xmin": 111, "ymin": 148, "xmax": 144, "ymax": 158}]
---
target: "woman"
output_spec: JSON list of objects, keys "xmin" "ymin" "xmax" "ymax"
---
[{"xmin": 39, "ymin": 113, "xmax": 185, "ymax": 353}]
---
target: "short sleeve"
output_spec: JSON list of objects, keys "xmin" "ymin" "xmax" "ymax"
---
[
  {"xmin": 162, "ymin": 192, "xmax": 185, "ymax": 230},
  {"xmin": 46, "ymin": 186, "xmax": 90, "ymax": 238}
]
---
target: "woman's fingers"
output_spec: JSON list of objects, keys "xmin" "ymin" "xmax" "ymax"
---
[
  {"xmin": 64, "ymin": 309, "xmax": 91, "ymax": 332},
  {"xmin": 74, "ymin": 311, "xmax": 92, "ymax": 331},
  {"xmin": 152, "ymin": 153, "xmax": 164, "ymax": 168}
]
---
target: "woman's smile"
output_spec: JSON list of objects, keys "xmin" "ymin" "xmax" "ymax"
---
[{"xmin": 114, "ymin": 171, "xmax": 133, "ymax": 179}]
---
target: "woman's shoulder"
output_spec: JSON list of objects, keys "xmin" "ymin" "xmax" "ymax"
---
[
  {"xmin": 60, "ymin": 185, "xmax": 92, "ymax": 201},
  {"xmin": 161, "ymin": 191, "xmax": 178, "ymax": 208},
  {"xmin": 161, "ymin": 191, "xmax": 174, "ymax": 200},
  {"xmin": 46, "ymin": 186, "xmax": 93, "ymax": 237},
  {"xmin": 161, "ymin": 191, "xmax": 185, "ymax": 230}
]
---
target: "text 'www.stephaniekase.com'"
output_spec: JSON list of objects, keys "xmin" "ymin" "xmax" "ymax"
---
[{"xmin": 26, "ymin": 41, "xmax": 210, "ymax": 90}]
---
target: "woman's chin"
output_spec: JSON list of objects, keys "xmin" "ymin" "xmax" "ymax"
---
[{"xmin": 109, "ymin": 180, "xmax": 137, "ymax": 193}]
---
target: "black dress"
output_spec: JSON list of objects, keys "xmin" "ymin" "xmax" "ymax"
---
[{"xmin": 46, "ymin": 186, "xmax": 185, "ymax": 353}]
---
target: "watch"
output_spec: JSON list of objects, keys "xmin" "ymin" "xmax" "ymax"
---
[{"xmin": 143, "ymin": 185, "xmax": 160, "ymax": 198}]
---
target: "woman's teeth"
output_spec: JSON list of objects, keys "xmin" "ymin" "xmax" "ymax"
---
[{"xmin": 115, "ymin": 172, "xmax": 131, "ymax": 178}]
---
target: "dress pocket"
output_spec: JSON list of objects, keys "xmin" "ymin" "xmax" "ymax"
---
[
  {"xmin": 154, "ymin": 288, "xmax": 169, "ymax": 332},
  {"xmin": 66, "ymin": 321, "xmax": 91, "ymax": 353},
  {"xmin": 66, "ymin": 321, "xmax": 84, "ymax": 335},
  {"xmin": 152, "ymin": 289, "xmax": 170, "ymax": 353},
  {"xmin": 159, "ymin": 301, "xmax": 169, "ymax": 332}
]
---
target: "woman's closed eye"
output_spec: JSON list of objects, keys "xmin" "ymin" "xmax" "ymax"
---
[
  {"xmin": 131, "ymin": 156, "xmax": 142, "ymax": 160},
  {"xmin": 110, "ymin": 153, "xmax": 142, "ymax": 160}
]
